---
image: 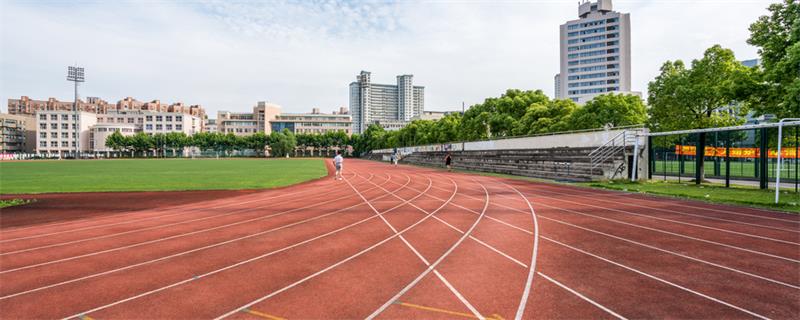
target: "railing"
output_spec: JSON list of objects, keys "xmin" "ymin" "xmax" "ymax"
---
[{"xmin": 588, "ymin": 129, "xmax": 642, "ymax": 169}]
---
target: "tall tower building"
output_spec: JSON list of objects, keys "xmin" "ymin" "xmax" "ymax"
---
[
  {"xmin": 557, "ymin": 0, "xmax": 632, "ymax": 104},
  {"xmin": 349, "ymin": 71, "xmax": 425, "ymax": 134}
]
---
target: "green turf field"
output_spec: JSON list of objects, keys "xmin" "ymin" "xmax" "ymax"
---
[
  {"xmin": 0, "ymin": 158, "xmax": 327, "ymax": 194},
  {"xmin": 652, "ymin": 160, "xmax": 799, "ymax": 180}
]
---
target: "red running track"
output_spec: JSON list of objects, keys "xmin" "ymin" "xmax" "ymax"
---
[{"xmin": 0, "ymin": 159, "xmax": 798, "ymax": 319}]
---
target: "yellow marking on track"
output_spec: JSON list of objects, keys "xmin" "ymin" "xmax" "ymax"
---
[
  {"xmin": 241, "ymin": 308, "xmax": 286, "ymax": 320},
  {"xmin": 79, "ymin": 316, "xmax": 95, "ymax": 320},
  {"xmin": 395, "ymin": 301, "xmax": 504, "ymax": 320}
]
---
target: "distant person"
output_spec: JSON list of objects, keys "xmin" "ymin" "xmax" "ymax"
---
[
  {"xmin": 333, "ymin": 150, "xmax": 344, "ymax": 180},
  {"xmin": 444, "ymin": 152, "xmax": 452, "ymax": 172},
  {"xmin": 391, "ymin": 153, "xmax": 398, "ymax": 166}
]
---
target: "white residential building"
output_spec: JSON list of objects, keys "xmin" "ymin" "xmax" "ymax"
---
[
  {"xmin": 349, "ymin": 71, "xmax": 424, "ymax": 134},
  {"xmin": 35, "ymin": 110, "xmax": 97, "ymax": 156},
  {"xmin": 558, "ymin": 0, "xmax": 633, "ymax": 104},
  {"xmin": 96, "ymin": 110, "xmax": 201, "ymax": 135}
]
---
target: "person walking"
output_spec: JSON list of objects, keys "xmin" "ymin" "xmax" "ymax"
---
[
  {"xmin": 444, "ymin": 152, "xmax": 452, "ymax": 172},
  {"xmin": 333, "ymin": 150, "xmax": 344, "ymax": 180},
  {"xmin": 391, "ymin": 152, "xmax": 398, "ymax": 166}
]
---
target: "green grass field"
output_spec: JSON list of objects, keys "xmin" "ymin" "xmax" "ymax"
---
[
  {"xmin": 580, "ymin": 180, "xmax": 800, "ymax": 213},
  {"xmin": 652, "ymin": 160, "xmax": 799, "ymax": 180},
  {"xmin": 0, "ymin": 158, "xmax": 328, "ymax": 194}
]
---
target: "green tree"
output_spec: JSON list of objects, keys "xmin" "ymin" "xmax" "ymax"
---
[
  {"xmin": 165, "ymin": 132, "xmax": 188, "ymax": 157},
  {"xmin": 129, "ymin": 132, "xmax": 154, "ymax": 157},
  {"xmin": 513, "ymin": 99, "xmax": 578, "ymax": 135},
  {"xmin": 746, "ymin": 0, "xmax": 800, "ymax": 118},
  {"xmin": 568, "ymin": 93, "xmax": 647, "ymax": 130},
  {"xmin": 104, "ymin": 131, "xmax": 126, "ymax": 154},
  {"xmin": 647, "ymin": 45, "xmax": 750, "ymax": 183},
  {"xmin": 269, "ymin": 129, "xmax": 297, "ymax": 157}
]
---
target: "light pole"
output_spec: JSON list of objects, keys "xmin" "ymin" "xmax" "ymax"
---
[{"xmin": 67, "ymin": 65, "xmax": 85, "ymax": 158}]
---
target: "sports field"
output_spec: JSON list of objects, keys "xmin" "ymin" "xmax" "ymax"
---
[
  {"xmin": 0, "ymin": 159, "xmax": 797, "ymax": 319},
  {"xmin": 0, "ymin": 158, "xmax": 327, "ymax": 194}
]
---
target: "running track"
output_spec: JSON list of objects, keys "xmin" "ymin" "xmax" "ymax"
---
[{"xmin": 1, "ymin": 159, "xmax": 798, "ymax": 319}]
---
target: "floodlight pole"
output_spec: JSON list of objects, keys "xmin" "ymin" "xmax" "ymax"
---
[
  {"xmin": 775, "ymin": 118, "xmax": 800, "ymax": 204},
  {"xmin": 67, "ymin": 65, "xmax": 85, "ymax": 159}
]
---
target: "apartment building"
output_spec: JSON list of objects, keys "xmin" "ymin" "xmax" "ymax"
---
[
  {"xmin": 270, "ymin": 109, "xmax": 352, "ymax": 135},
  {"xmin": 1, "ymin": 113, "xmax": 36, "ymax": 153},
  {"xmin": 96, "ymin": 110, "xmax": 202, "ymax": 135},
  {"xmin": 35, "ymin": 111, "xmax": 97, "ymax": 156},
  {"xmin": 8, "ymin": 96, "xmax": 206, "ymax": 127},
  {"xmin": 557, "ymin": 0, "xmax": 633, "ymax": 104},
  {"xmin": 90, "ymin": 123, "xmax": 136, "ymax": 153},
  {"xmin": 349, "ymin": 71, "xmax": 424, "ymax": 134}
]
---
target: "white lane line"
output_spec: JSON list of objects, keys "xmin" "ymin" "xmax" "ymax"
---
[
  {"xmin": 0, "ymin": 174, "xmax": 391, "ymax": 274},
  {"xmin": 365, "ymin": 178, "xmax": 489, "ymax": 320},
  {"xmin": 537, "ymin": 215, "xmax": 800, "ymax": 290},
  {"xmin": 0, "ymin": 172, "xmax": 368, "ymax": 244},
  {"xmin": 0, "ymin": 174, "xmax": 380, "ymax": 256},
  {"xmin": 496, "ymin": 181, "xmax": 540, "ymax": 320},
  {"xmin": 60, "ymin": 169, "xmax": 434, "ymax": 320},
  {"xmin": 212, "ymin": 172, "xmax": 460, "ymax": 320},
  {"xmin": 538, "ymin": 187, "xmax": 800, "ymax": 233},
  {"xmin": 542, "ymin": 183, "xmax": 800, "ymax": 224},
  {"xmin": 434, "ymin": 183, "xmax": 800, "ymax": 286},
  {"xmin": 437, "ymin": 182, "xmax": 800, "ymax": 264},
  {"xmin": 431, "ymin": 214, "xmax": 528, "ymax": 269},
  {"xmin": 351, "ymin": 173, "xmax": 483, "ymax": 319},
  {"xmin": 507, "ymin": 189, "xmax": 800, "ymax": 242},
  {"xmin": 537, "ymin": 272, "xmax": 627, "ymax": 320},
  {"xmin": 2, "ymin": 173, "xmax": 405, "ymax": 300},
  {"xmin": 541, "ymin": 236, "xmax": 770, "ymax": 320},
  {"xmin": 530, "ymin": 200, "xmax": 800, "ymax": 264}
]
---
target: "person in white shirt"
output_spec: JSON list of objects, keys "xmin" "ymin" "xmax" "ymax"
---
[{"xmin": 333, "ymin": 151, "xmax": 344, "ymax": 180}]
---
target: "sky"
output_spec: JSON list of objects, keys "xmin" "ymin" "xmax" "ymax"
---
[{"xmin": 0, "ymin": 0, "xmax": 775, "ymax": 116}]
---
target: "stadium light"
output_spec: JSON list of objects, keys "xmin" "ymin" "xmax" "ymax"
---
[{"xmin": 67, "ymin": 65, "xmax": 85, "ymax": 158}]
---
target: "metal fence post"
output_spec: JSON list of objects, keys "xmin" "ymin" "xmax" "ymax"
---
[
  {"xmin": 724, "ymin": 131, "xmax": 730, "ymax": 188},
  {"xmin": 760, "ymin": 127, "xmax": 768, "ymax": 190}
]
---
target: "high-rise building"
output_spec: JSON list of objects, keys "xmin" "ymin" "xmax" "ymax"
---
[
  {"xmin": 554, "ymin": 74, "xmax": 562, "ymax": 99},
  {"xmin": 349, "ymin": 71, "xmax": 424, "ymax": 134},
  {"xmin": 558, "ymin": 0, "xmax": 632, "ymax": 104},
  {"xmin": 1, "ymin": 113, "xmax": 36, "ymax": 153}
]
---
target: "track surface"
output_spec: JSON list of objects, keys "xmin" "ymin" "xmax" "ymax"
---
[{"xmin": 1, "ymin": 159, "xmax": 798, "ymax": 319}]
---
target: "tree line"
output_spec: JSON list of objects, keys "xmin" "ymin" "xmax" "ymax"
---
[{"xmin": 104, "ymin": 129, "xmax": 350, "ymax": 158}]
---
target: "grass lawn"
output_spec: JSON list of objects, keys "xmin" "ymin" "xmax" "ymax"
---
[
  {"xmin": 0, "ymin": 158, "xmax": 328, "ymax": 194},
  {"xmin": 579, "ymin": 180, "xmax": 800, "ymax": 213}
]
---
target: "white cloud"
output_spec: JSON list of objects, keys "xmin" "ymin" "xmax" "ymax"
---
[{"xmin": 0, "ymin": 0, "xmax": 774, "ymax": 116}]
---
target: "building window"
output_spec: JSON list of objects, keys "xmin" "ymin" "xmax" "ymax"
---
[
  {"xmin": 117, "ymin": 118, "xmax": 124, "ymax": 123},
  {"xmin": 166, "ymin": 116, "xmax": 172, "ymax": 121},
  {"xmin": 51, "ymin": 141, "xmax": 58, "ymax": 147},
  {"xmin": 156, "ymin": 116, "xmax": 163, "ymax": 122},
  {"xmin": 72, "ymin": 124, "xmax": 77, "ymax": 129},
  {"xmin": 40, "ymin": 132, "xmax": 47, "ymax": 138},
  {"xmin": 61, "ymin": 141, "xmax": 69, "ymax": 147},
  {"xmin": 61, "ymin": 124, "xmax": 68, "ymax": 129},
  {"xmin": 61, "ymin": 132, "xmax": 68, "ymax": 138},
  {"xmin": 41, "ymin": 123, "xmax": 47, "ymax": 129},
  {"xmin": 138, "ymin": 117, "xmax": 143, "ymax": 123},
  {"xmin": 166, "ymin": 124, "xmax": 172, "ymax": 130},
  {"xmin": 128, "ymin": 118, "xmax": 134, "ymax": 123},
  {"xmin": 176, "ymin": 116, "xmax": 182, "ymax": 121},
  {"xmin": 108, "ymin": 118, "xmax": 114, "ymax": 123},
  {"xmin": 61, "ymin": 114, "xmax": 68, "ymax": 120},
  {"xmin": 39, "ymin": 114, "xmax": 47, "ymax": 120},
  {"xmin": 156, "ymin": 124, "xmax": 163, "ymax": 130},
  {"xmin": 40, "ymin": 141, "xmax": 47, "ymax": 147},
  {"xmin": 146, "ymin": 124, "xmax": 153, "ymax": 130},
  {"xmin": 146, "ymin": 116, "xmax": 153, "ymax": 121},
  {"xmin": 176, "ymin": 124, "xmax": 182, "ymax": 130},
  {"xmin": 51, "ymin": 115, "xmax": 58, "ymax": 121}
]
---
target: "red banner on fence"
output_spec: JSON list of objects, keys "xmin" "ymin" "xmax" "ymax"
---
[{"xmin": 674, "ymin": 145, "xmax": 798, "ymax": 159}]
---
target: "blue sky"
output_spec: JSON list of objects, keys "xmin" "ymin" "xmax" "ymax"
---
[{"xmin": 0, "ymin": 0, "xmax": 774, "ymax": 116}]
